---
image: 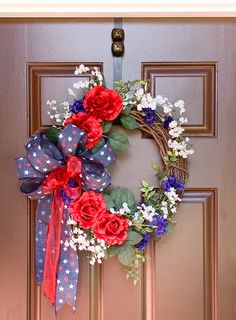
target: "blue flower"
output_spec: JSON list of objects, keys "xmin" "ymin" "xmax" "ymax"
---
[
  {"xmin": 69, "ymin": 99, "xmax": 85, "ymax": 114},
  {"xmin": 163, "ymin": 115, "xmax": 173, "ymax": 128},
  {"xmin": 151, "ymin": 215, "xmax": 169, "ymax": 238},
  {"xmin": 136, "ymin": 233, "xmax": 151, "ymax": 250},
  {"xmin": 162, "ymin": 175, "xmax": 184, "ymax": 192},
  {"xmin": 143, "ymin": 108, "xmax": 158, "ymax": 125}
]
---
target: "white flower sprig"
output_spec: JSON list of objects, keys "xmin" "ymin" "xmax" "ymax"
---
[{"xmin": 68, "ymin": 219, "xmax": 107, "ymax": 265}]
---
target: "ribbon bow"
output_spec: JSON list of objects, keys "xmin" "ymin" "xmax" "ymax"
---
[{"xmin": 16, "ymin": 124, "xmax": 115, "ymax": 312}]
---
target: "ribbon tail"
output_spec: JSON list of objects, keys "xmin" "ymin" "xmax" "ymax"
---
[
  {"xmin": 43, "ymin": 190, "xmax": 64, "ymax": 303},
  {"xmin": 35, "ymin": 195, "xmax": 53, "ymax": 284},
  {"xmin": 55, "ymin": 207, "xmax": 79, "ymax": 313}
]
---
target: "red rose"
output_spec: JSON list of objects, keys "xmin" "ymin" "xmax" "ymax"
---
[
  {"xmin": 93, "ymin": 211, "xmax": 129, "ymax": 245},
  {"xmin": 69, "ymin": 191, "xmax": 106, "ymax": 229},
  {"xmin": 84, "ymin": 86, "xmax": 123, "ymax": 121},
  {"xmin": 64, "ymin": 113, "xmax": 102, "ymax": 149}
]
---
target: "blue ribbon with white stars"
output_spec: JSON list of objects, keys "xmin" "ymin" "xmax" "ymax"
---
[{"xmin": 16, "ymin": 124, "xmax": 116, "ymax": 312}]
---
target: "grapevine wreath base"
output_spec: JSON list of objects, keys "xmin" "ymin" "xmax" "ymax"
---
[{"xmin": 16, "ymin": 65, "xmax": 193, "ymax": 312}]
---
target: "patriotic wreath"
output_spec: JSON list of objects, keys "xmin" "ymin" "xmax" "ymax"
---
[{"xmin": 16, "ymin": 64, "xmax": 194, "ymax": 312}]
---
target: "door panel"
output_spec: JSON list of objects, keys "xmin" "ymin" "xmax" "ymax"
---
[{"xmin": 0, "ymin": 18, "xmax": 236, "ymax": 320}]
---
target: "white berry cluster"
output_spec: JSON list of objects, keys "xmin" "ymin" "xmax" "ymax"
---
[{"xmin": 67, "ymin": 218, "xmax": 107, "ymax": 265}]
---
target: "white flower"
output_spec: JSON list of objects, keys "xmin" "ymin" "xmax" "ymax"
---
[
  {"xmin": 73, "ymin": 80, "xmax": 89, "ymax": 89},
  {"xmin": 174, "ymin": 100, "xmax": 185, "ymax": 109},
  {"xmin": 179, "ymin": 117, "xmax": 188, "ymax": 125},
  {"xmin": 164, "ymin": 187, "xmax": 181, "ymax": 204},
  {"xmin": 169, "ymin": 126, "xmax": 185, "ymax": 138},
  {"xmin": 169, "ymin": 120, "xmax": 178, "ymax": 129},
  {"xmin": 162, "ymin": 103, "xmax": 173, "ymax": 115},
  {"xmin": 74, "ymin": 64, "xmax": 89, "ymax": 75},
  {"xmin": 67, "ymin": 88, "xmax": 76, "ymax": 97},
  {"xmin": 138, "ymin": 203, "xmax": 156, "ymax": 222},
  {"xmin": 135, "ymin": 88, "xmax": 144, "ymax": 100},
  {"xmin": 156, "ymin": 95, "xmax": 168, "ymax": 105},
  {"xmin": 137, "ymin": 93, "xmax": 157, "ymax": 111}
]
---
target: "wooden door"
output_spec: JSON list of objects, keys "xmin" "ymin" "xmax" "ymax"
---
[{"xmin": 0, "ymin": 18, "xmax": 235, "ymax": 320}]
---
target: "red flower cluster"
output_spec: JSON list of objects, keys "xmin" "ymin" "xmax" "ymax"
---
[
  {"xmin": 84, "ymin": 86, "xmax": 123, "ymax": 121},
  {"xmin": 64, "ymin": 113, "xmax": 102, "ymax": 149},
  {"xmin": 69, "ymin": 190, "xmax": 129, "ymax": 246},
  {"xmin": 64, "ymin": 86, "xmax": 123, "ymax": 149}
]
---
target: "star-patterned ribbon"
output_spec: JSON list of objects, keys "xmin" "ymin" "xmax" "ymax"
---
[{"xmin": 16, "ymin": 124, "xmax": 116, "ymax": 312}]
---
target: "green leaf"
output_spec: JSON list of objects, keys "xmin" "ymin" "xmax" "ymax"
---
[
  {"xmin": 118, "ymin": 245, "xmax": 135, "ymax": 266},
  {"xmin": 107, "ymin": 246, "xmax": 121, "ymax": 257},
  {"xmin": 120, "ymin": 189, "xmax": 136, "ymax": 207},
  {"xmin": 120, "ymin": 115, "xmax": 138, "ymax": 130},
  {"xmin": 102, "ymin": 193, "xmax": 115, "ymax": 210},
  {"xmin": 141, "ymin": 180, "xmax": 149, "ymax": 188},
  {"xmin": 121, "ymin": 105, "xmax": 132, "ymax": 116},
  {"xmin": 46, "ymin": 127, "xmax": 61, "ymax": 143},
  {"xmin": 102, "ymin": 121, "xmax": 113, "ymax": 133},
  {"xmin": 109, "ymin": 132, "xmax": 130, "ymax": 151},
  {"xmin": 127, "ymin": 231, "xmax": 143, "ymax": 245},
  {"xmin": 110, "ymin": 187, "xmax": 136, "ymax": 209},
  {"xmin": 110, "ymin": 187, "xmax": 124, "ymax": 209},
  {"xmin": 166, "ymin": 221, "xmax": 176, "ymax": 234},
  {"xmin": 91, "ymin": 138, "xmax": 105, "ymax": 153}
]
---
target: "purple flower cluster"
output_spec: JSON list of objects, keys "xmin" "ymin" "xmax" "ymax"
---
[
  {"xmin": 151, "ymin": 215, "xmax": 169, "ymax": 237},
  {"xmin": 162, "ymin": 176, "xmax": 184, "ymax": 192},
  {"xmin": 136, "ymin": 232, "xmax": 151, "ymax": 250},
  {"xmin": 60, "ymin": 188, "xmax": 73, "ymax": 205},
  {"xmin": 163, "ymin": 115, "xmax": 173, "ymax": 128},
  {"xmin": 143, "ymin": 108, "xmax": 158, "ymax": 125},
  {"xmin": 69, "ymin": 99, "xmax": 85, "ymax": 114}
]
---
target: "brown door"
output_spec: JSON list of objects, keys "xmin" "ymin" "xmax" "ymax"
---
[{"xmin": 0, "ymin": 18, "xmax": 235, "ymax": 320}]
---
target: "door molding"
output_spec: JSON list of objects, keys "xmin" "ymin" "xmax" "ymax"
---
[{"xmin": 1, "ymin": 2, "xmax": 236, "ymax": 18}]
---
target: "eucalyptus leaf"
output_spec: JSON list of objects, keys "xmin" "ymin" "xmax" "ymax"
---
[
  {"xmin": 127, "ymin": 231, "xmax": 143, "ymax": 245},
  {"xmin": 107, "ymin": 246, "xmax": 121, "ymax": 257},
  {"xmin": 46, "ymin": 127, "xmax": 61, "ymax": 143},
  {"xmin": 110, "ymin": 187, "xmax": 136, "ymax": 209},
  {"xmin": 102, "ymin": 193, "xmax": 115, "ymax": 210},
  {"xmin": 121, "ymin": 105, "xmax": 132, "ymax": 116},
  {"xmin": 118, "ymin": 245, "xmax": 135, "ymax": 266},
  {"xmin": 110, "ymin": 187, "xmax": 124, "ymax": 208},
  {"xmin": 102, "ymin": 121, "xmax": 113, "ymax": 133},
  {"xmin": 120, "ymin": 189, "xmax": 136, "ymax": 207},
  {"xmin": 121, "ymin": 115, "xmax": 138, "ymax": 130},
  {"xmin": 109, "ymin": 132, "xmax": 130, "ymax": 151}
]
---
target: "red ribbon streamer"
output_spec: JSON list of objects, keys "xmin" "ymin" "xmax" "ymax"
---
[{"xmin": 42, "ymin": 156, "xmax": 82, "ymax": 303}]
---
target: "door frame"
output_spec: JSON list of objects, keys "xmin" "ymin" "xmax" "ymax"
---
[{"xmin": 0, "ymin": 1, "xmax": 236, "ymax": 18}]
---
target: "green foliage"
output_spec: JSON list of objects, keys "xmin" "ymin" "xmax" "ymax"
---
[
  {"xmin": 102, "ymin": 193, "xmax": 115, "ymax": 210},
  {"xmin": 110, "ymin": 187, "xmax": 136, "ymax": 209},
  {"xmin": 127, "ymin": 231, "xmax": 143, "ymax": 245},
  {"xmin": 46, "ymin": 127, "xmax": 61, "ymax": 143},
  {"xmin": 109, "ymin": 132, "xmax": 130, "ymax": 151},
  {"xmin": 102, "ymin": 120, "xmax": 113, "ymax": 133},
  {"xmin": 118, "ymin": 244, "xmax": 135, "ymax": 266},
  {"xmin": 166, "ymin": 220, "xmax": 176, "ymax": 234},
  {"xmin": 120, "ymin": 115, "xmax": 138, "ymax": 130},
  {"xmin": 121, "ymin": 105, "xmax": 132, "ymax": 116},
  {"xmin": 140, "ymin": 180, "xmax": 156, "ymax": 202},
  {"xmin": 164, "ymin": 150, "xmax": 178, "ymax": 165},
  {"xmin": 107, "ymin": 245, "xmax": 121, "ymax": 257},
  {"xmin": 152, "ymin": 163, "xmax": 167, "ymax": 182},
  {"xmin": 91, "ymin": 138, "xmax": 105, "ymax": 153}
]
